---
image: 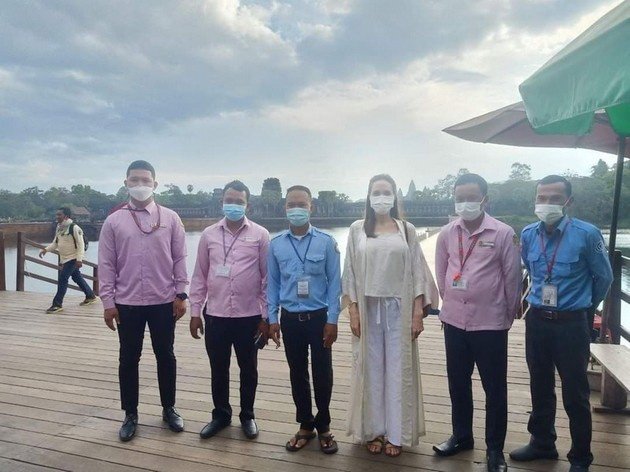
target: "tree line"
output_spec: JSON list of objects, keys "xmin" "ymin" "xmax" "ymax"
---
[{"xmin": 1, "ymin": 161, "xmax": 628, "ymax": 229}]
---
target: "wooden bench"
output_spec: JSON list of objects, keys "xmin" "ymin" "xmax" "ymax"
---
[{"xmin": 590, "ymin": 343, "xmax": 630, "ymax": 412}]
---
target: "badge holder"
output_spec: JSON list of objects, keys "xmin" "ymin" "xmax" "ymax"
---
[
  {"xmin": 542, "ymin": 279, "xmax": 558, "ymax": 308},
  {"xmin": 297, "ymin": 275, "xmax": 311, "ymax": 298}
]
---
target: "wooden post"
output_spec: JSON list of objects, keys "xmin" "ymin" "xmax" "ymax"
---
[
  {"xmin": 16, "ymin": 232, "xmax": 25, "ymax": 291},
  {"xmin": 92, "ymin": 265, "xmax": 99, "ymax": 296},
  {"xmin": 0, "ymin": 232, "xmax": 6, "ymax": 291},
  {"xmin": 609, "ymin": 250, "xmax": 622, "ymax": 345}
]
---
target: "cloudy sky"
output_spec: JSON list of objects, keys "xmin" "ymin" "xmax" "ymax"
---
[{"xmin": 0, "ymin": 0, "xmax": 623, "ymax": 199}]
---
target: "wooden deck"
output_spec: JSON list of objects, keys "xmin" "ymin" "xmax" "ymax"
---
[{"xmin": 0, "ymin": 291, "xmax": 628, "ymax": 472}]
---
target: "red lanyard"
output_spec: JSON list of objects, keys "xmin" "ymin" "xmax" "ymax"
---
[
  {"xmin": 455, "ymin": 226, "xmax": 480, "ymax": 281},
  {"xmin": 538, "ymin": 228, "xmax": 566, "ymax": 283},
  {"xmin": 126, "ymin": 204, "xmax": 162, "ymax": 235},
  {"xmin": 221, "ymin": 225, "xmax": 246, "ymax": 265}
]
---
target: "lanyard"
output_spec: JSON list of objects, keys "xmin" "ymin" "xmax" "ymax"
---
[
  {"xmin": 455, "ymin": 226, "xmax": 480, "ymax": 281},
  {"xmin": 288, "ymin": 233, "xmax": 313, "ymax": 266},
  {"xmin": 538, "ymin": 227, "xmax": 567, "ymax": 283},
  {"xmin": 221, "ymin": 225, "xmax": 246, "ymax": 265},
  {"xmin": 126, "ymin": 204, "xmax": 161, "ymax": 235}
]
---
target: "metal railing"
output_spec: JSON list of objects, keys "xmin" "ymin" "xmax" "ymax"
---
[{"xmin": 14, "ymin": 232, "xmax": 99, "ymax": 295}]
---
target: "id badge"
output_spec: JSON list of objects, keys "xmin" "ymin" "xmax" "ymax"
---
[
  {"xmin": 451, "ymin": 278, "xmax": 468, "ymax": 290},
  {"xmin": 215, "ymin": 265, "xmax": 231, "ymax": 278},
  {"xmin": 297, "ymin": 276, "xmax": 310, "ymax": 298},
  {"xmin": 542, "ymin": 284, "xmax": 558, "ymax": 307}
]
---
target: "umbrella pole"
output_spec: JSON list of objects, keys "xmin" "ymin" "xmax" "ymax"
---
[{"xmin": 608, "ymin": 136, "xmax": 626, "ymax": 255}]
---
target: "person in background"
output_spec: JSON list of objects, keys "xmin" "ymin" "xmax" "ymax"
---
[
  {"xmin": 510, "ymin": 175, "xmax": 613, "ymax": 472},
  {"xmin": 342, "ymin": 174, "xmax": 438, "ymax": 458},
  {"xmin": 267, "ymin": 185, "xmax": 341, "ymax": 455},
  {"xmin": 433, "ymin": 173, "xmax": 521, "ymax": 472},
  {"xmin": 189, "ymin": 180, "xmax": 270, "ymax": 441},
  {"xmin": 98, "ymin": 160, "xmax": 189, "ymax": 442},
  {"xmin": 39, "ymin": 206, "xmax": 97, "ymax": 313}
]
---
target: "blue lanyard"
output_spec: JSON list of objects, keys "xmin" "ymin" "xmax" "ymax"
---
[{"xmin": 288, "ymin": 233, "xmax": 313, "ymax": 265}]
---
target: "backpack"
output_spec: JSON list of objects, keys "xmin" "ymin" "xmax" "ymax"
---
[{"xmin": 57, "ymin": 223, "xmax": 89, "ymax": 251}]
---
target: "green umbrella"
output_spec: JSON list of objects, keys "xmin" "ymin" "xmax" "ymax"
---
[{"xmin": 519, "ymin": 0, "xmax": 630, "ymax": 253}]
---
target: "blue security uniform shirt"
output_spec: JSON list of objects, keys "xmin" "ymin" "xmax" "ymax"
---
[
  {"xmin": 521, "ymin": 217, "xmax": 613, "ymax": 311},
  {"xmin": 267, "ymin": 226, "xmax": 342, "ymax": 324}
]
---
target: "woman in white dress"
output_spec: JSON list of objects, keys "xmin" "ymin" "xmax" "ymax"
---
[{"xmin": 342, "ymin": 174, "xmax": 438, "ymax": 457}]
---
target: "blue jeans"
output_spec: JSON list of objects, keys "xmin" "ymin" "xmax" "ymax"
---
[{"xmin": 52, "ymin": 259, "xmax": 95, "ymax": 307}]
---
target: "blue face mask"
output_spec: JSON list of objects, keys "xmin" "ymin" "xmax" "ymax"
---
[
  {"xmin": 223, "ymin": 203, "xmax": 246, "ymax": 222},
  {"xmin": 286, "ymin": 208, "xmax": 310, "ymax": 227}
]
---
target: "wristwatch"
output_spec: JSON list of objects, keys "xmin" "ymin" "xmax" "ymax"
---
[{"xmin": 175, "ymin": 293, "xmax": 188, "ymax": 301}]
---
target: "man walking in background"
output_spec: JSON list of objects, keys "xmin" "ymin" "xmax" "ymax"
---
[
  {"xmin": 98, "ymin": 160, "xmax": 189, "ymax": 442},
  {"xmin": 39, "ymin": 206, "xmax": 97, "ymax": 313}
]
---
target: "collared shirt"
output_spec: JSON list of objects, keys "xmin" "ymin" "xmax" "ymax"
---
[
  {"xmin": 98, "ymin": 200, "xmax": 188, "ymax": 309},
  {"xmin": 521, "ymin": 216, "xmax": 613, "ymax": 311},
  {"xmin": 189, "ymin": 217, "xmax": 269, "ymax": 319},
  {"xmin": 436, "ymin": 213, "xmax": 522, "ymax": 331},
  {"xmin": 267, "ymin": 226, "xmax": 342, "ymax": 324},
  {"xmin": 45, "ymin": 219, "xmax": 86, "ymax": 263}
]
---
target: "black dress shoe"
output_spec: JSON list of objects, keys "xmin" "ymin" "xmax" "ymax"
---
[
  {"xmin": 487, "ymin": 450, "xmax": 508, "ymax": 472},
  {"xmin": 509, "ymin": 443, "xmax": 558, "ymax": 462},
  {"xmin": 200, "ymin": 418, "xmax": 230, "ymax": 439},
  {"xmin": 162, "ymin": 407, "xmax": 184, "ymax": 432},
  {"xmin": 241, "ymin": 419, "xmax": 259, "ymax": 439},
  {"xmin": 569, "ymin": 465, "xmax": 589, "ymax": 472},
  {"xmin": 432, "ymin": 435, "xmax": 474, "ymax": 457},
  {"xmin": 119, "ymin": 413, "xmax": 138, "ymax": 442}
]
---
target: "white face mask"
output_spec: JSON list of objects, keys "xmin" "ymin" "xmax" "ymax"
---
[
  {"xmin": 128, "ymin": 185, "xmax": 154, "ymax": 202},
  {"xmin": 370, "ymin": 195, "xmax": 395, "ymax": 215},
  {"xmin": 535, "ymin": 204, "xmax": 565, "ymax": 225},
  {"xmin": 455, "ymin": 201, "xmax": 483, "ymax": 221}
]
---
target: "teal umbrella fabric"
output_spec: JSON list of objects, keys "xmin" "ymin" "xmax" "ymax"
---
[{"xmin": 519, "ymin": 0, "xmax": 630, "ymax": 137}]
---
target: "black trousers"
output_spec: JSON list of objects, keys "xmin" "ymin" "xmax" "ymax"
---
[
  {"xmin": 117, "ymin": 303, "xmax": 176, "ymax": 414},
  {"xmin": 525, "ymin": 309, "xmax": 592, "ymax": 467},
  {"xmin": 204, "ymin": 314, "xmax": 261, "ymax": 423},
  {"xmin": 444, "ymin": 323, "xmax": 508, "ymax": 452},
  {"xmin": 281, "ymin": 308, "xmax": 333, "ymax": 433}
]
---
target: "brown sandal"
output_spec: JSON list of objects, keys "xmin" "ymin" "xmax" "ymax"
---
[
  {"xmin": 384, "ymin": 442, "xmax": 402, "ymax": 458},
  {"xmin": 318, "ymin": 433, "xmax": 339, "ymax": 454},
  {"xmin": 366, "ymin": 436, "xmax": 385, "ymax": 454},
  {"xmin": 285, "ymin": 431, "xmax": 316, "ymax": 452}
]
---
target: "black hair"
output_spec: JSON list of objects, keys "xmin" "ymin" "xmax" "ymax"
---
[
  {"xmin": 223, "ymin": 180, "xmax": 250, "ymax": 202},
  {"xmin": 537, "ymin": 174, "xmax": 572, "ymax": 197},
  {"xmin": 286, "ymin": 185, "xmax": 312, "ymax": 199},
  {"xmin": 126, "ymin": 160, "xmax": 156, "ymax": 179},
  {"xmin": 364, "ymin": 174, "xmax": 403, "ymax": 238},
  {"xmin": 454, "ymin": 173, "xmax": 488, "ymax": 196},
  {"xmin": 57, "ymin": 207, "xmax": 71, "ymax": 217}
]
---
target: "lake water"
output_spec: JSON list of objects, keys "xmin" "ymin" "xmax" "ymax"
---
[{"xmin": 2, "ymin": 227, "xmax": 629, "ymax": 337}]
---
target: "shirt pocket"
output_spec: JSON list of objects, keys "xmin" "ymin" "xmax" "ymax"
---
[
  {"xmin": 305, "ymin": 253, "xmax": 326, "ymax": 275},
  {"xmin": 554, "ymin": 251, "xmax": 580, "ymax": 277}
]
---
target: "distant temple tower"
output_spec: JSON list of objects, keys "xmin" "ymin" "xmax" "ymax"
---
[
  {"xmin": 397, "ymin": 188, "xmax": 404, "ymax": 201},
  {"xmin": 405, "ymin": 180, "xmax": 416, "ymax": 200}
]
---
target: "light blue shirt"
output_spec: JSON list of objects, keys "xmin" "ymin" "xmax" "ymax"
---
[
  {"xmin": 267, "ymin": 226, "xmax": 341, "ymax": 324},
  {"xmin": 521, "ymin": 217, "xmax": 613, "ymax": 311}
]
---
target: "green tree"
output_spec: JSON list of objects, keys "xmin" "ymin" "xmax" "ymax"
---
[
  {"xmin": 590, "ymin": 159, "xmax": 609, "ymax": 179},
  {"xmin": 509, "ymin": 162, "xmax": 532, "ymax": 181}
]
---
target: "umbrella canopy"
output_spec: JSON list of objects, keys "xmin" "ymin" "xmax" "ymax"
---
[
  {"xmin": 443, "ymin": 101, "xmax": 630, "ymax": 157},
  {"xmin": 519, "ymin": 0, "xmax": 630, "ymax": 136}
]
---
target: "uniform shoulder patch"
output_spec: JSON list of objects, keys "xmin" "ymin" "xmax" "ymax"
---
[{"xmin": 595, "ymin": 239, "xmax": 605, "ymax": 253}]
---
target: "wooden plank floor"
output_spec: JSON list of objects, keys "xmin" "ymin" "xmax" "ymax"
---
[{"xmin": 0, "ymin": 291, "xmax": 628, "ymax": 472}]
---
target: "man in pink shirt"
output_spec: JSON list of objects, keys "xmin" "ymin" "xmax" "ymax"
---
[
  {"xmin": 189, "ymin": 180, "xmax": 270, "ymax": 440},
  {"xmin": 98, "ymin": 160, "xmax": 189, "ymax": 442},
  {"xmin": 433, "ymin": 174, "xmax": 521, "ymax": 472}
]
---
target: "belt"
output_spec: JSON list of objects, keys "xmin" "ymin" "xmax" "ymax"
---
[
  {"xmin": 281, "ymin": 307, "xmax": 327, "ymax": 322},
  {"xmin": 531, "ymin": 307, "xmax": 586, "ymax": 321}
]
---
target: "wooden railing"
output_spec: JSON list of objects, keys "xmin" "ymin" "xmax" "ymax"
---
[
  {"xmin": 15, "ymin": 232, "xmax": 98, "ymax": 295},
  {"xmin": 601, "ymin": 250, "xmax": 630, "ymax": 344},
  {"xmin": 0, "ymin": 232, "xmax": 6, "ymax": 291}
]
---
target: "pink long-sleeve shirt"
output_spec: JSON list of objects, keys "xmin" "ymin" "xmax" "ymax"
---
[
  {"xmin": 98, "ymin": 201, "xmax": 188, "ymax": 309},
  {"xmin": 189, "ymin": 217, "xmax": 269, "ymax": 318},
  {"xmin": 435, "ymin": 213, "xmax": 522, "ymax": 331}
]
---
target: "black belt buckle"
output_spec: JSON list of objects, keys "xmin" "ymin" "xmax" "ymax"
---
[
  {"xmin": 540, "ymin": 310, "xmax": 558, "ymax": 320},
  {"xmin": 298, "ymin": 312, "xmax": 311, "ymax": 322}
]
